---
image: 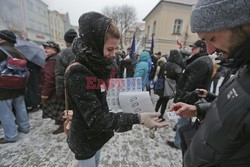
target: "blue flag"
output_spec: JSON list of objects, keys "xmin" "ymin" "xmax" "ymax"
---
[{"xmin": 129, "ymin": 33, "xmax": 136, "ymax": 60}]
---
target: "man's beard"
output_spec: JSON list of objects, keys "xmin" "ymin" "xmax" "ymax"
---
[{"xmin": 228, "ymin": 27, "xmax": 249, "ymax": 56}]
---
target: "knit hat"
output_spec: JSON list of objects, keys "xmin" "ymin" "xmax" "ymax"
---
[
  {"xmin": 191, "ymin": 0, "xmax": 250, "ymax": 33},
  {"xmin": 42, "ymin": 41, "xmax": 60, "ymax": 53},
  {"xmin": 0, "ymin": 30, "xmax": 17, "ymax": 44},
  {"xmin": 64, "ymin": 29, "xmax": 77, "ymax": 43}
]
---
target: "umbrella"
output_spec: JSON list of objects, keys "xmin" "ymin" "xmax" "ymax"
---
[{"xmin": 15, "ymin": 39, "xmax": 46, "ymax": 67}]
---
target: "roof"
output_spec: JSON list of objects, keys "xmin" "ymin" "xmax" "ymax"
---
[
  {"xmin": 143, "ymin": 0, "xmax": 198, "ymax": 21},
  {"xmin": 163, "ymin": 0, "xmax": 197, "ymax": 5}
]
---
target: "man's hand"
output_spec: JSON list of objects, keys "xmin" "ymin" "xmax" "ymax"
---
[
  {"xmin": 170, "ymin": 102, "xmax": 197, "ymax": 118},
  {"xmin": 196, "ymin": 89, "xmax": 208, "ymax": 98},
  {"xmin": 139, "ymin": 112, "xmax": 168, "ymax": 129}
]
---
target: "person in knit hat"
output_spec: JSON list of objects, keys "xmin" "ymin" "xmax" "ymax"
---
[
  {"xmin": 53, "ymin": 29, "xmax": 77, "ymax": 134},
  {"xmin": 64, "ymin": 12, "xmax": 167, "ymax": 166},
  {"xmin": 170, "ymin": 0, "xmax": 250, "ymax": 166},
  {"xmin": 0, "ymin": 30, "xmax": 17, "ymax": 44},
  {"xmin": 0, "ymin": 30, "xmax": 30, "ymax": 144},
  {"xmin": 64, "ymin": 29, "xmax": 77, "ymax": 47}
]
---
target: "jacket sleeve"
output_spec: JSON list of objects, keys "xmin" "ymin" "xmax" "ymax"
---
[
  {"xmin": 67, "ymin": 69, "xmax": 140, "ymax": 133},
  {"xmin": 55, "ymin": 51, "xmax": 68, "ymax": 97},
  {"xmin": 195, "ymin": 101, "xmax": 211, "ymax": 120},
  {"xmin": 0, "ymin": 50, "xmax": 7, "ymax": 62},
  {"xmin": 55, "ymin": 49, "xmax": 75, "ymax": 97},
  {"xmin": 55, "ymin": 54, "xmax": 65, "ymax": 97}
]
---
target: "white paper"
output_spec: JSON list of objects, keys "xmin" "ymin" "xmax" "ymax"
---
[
  {"xmin": 119, "ymin": 92, "xmax": 154, "ymax": 113},
  {"xmin": 106, "ymin": 78, "xmax": 142, "ymax": 110},
  {"xmin": 166, "ymin": 112, "xmax": 180, "ymax": 120}
]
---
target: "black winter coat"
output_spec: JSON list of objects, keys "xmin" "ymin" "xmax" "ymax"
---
[
  {"xmin": 174, "ymin": 54, "xmax": 213, "ymax": 104},
  {"xmin": 25, "ymin": 61, "xmax": 41, "ymax": 107},
  {"xmin": 65, "ymin": 64, "xmax": 139, "ymax": 160},
  {"xmin": 66, "ymin": 12, "xmax": 139, "ymax": 160},
  {"xmin": 184, "ymin": 40, "xmax": 250, "ymax": 167},
  {"xmin": 154, "ymin": 62, "xmax": 182, "ymax": 97},
  {"xmin": 55, "ymin": 46, "xmax": 75, "ymax": 97}
]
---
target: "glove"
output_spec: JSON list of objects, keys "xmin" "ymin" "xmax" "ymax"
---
[{"xmin": 139, "ymin": 112, "xmax": 168, "ymax": 129}]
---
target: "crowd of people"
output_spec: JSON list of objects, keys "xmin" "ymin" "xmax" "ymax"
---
[{"xmin": 0, "ymin": 0, "xmax": 250, "ymax": 166}]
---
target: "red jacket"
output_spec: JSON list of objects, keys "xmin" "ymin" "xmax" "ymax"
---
[{"xmin": 41, "ymin": 54, "xmax": 58, "ymax": 100}]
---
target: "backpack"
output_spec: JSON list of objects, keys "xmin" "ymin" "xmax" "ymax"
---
[{"xmin": 0, "ymin": 46, "xmax": 29, "ymax": 89}]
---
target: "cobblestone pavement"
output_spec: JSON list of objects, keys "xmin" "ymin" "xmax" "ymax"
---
[{"xmin": 0, "ymin": 93, "xmax": 182, "ymax": 167}]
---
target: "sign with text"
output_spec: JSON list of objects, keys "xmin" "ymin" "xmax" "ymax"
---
[
  {"xmin": 106, "ymin": 78, "xmax": 142, "ymax": 110},
  {"xmin": 119, "ymin": 92, "xmax": 154, "ymax": 113}
]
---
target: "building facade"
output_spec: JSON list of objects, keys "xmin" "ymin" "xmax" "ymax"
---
[
  {"xmin": 0, "ymin": 0, "xmax": 26, "ymax": 35},
  {"xmin": 49, "ymin": 10, "xmax": 65, "ymax": 48},
  {"xmin": 0, "ymin": 0, "xmax": 75, "ymax": 47},
  {"xmin": 124, "ymin": 22, "xmax": 145, "ymax": 54},
  {"xmin": 143, "ymin": 0, "xmax": 198, "ymax": 55},
  {"xmin": 63, "ymin": 12, "xmax": 75, "ymax": 33},
  {"xmin": 22, "ymin": 0, "xmax": 50, "ymax": 44}
]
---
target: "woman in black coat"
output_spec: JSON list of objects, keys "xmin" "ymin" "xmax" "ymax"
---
[
  {"xmin": 154, "ymin": 50, "xmax": 183, "ymax": 119},
  {"xmin": 65, "ymin": 12, "xmax": 167, "ymax": 167}
]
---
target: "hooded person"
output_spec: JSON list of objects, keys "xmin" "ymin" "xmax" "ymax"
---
[
  {"xmin": 170, "ymin": 0, "xmax": 250, "ymax": 166},
  {"xmin": 64, "ymin": 12, "xmax": 167, "ymax": 166},
  {"xmin": 134, "ymin": 51, "xmax": 150, "ymax": 90}
]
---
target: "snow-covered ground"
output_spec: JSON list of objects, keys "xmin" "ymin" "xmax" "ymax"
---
[{"xmin": 0, "ymin": 92, "xmax": 182, "ymax": 167}]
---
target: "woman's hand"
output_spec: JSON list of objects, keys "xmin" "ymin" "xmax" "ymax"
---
[
  {"xmin": 170, "ymin": 102, "xmax": 197, "ymax": 119},
  {"xmin": 41, "ymin": 95, "xmax": 48, "ymax": 104},
  {"xmin": 139, "ymin": 112, "xmax": 168, "ymax": 129}
]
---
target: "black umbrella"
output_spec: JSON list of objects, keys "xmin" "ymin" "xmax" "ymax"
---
[{"xmin": 15, "ymin": 39, "xmax": 46, "ymax": 67}]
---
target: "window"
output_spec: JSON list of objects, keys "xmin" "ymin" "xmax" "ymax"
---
[
  {"xmin": 173, "ymin": 19, "xmax": 183, "ymax": 35},
  {"xmin": 153, "ymin": 21, "xmax": 156, "ymax": 34},
  {"xmin": 44, "ymin": 25, "xmax": 48, "ymax": 33},
  {"xmin": 27, "ymin": 1, "xmax": 33, "ymax": 10},
  {"xmin": 147, "ymin": 25, "xmax": 150, "ymax": 39},
  {"xmin": 29, "ymin": 19, "xmax": 35, "ymax": 29}
]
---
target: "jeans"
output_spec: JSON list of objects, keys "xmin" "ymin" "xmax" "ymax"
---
[
  {"xmin": 77, "ymin": 149, "xmax": 101, "ymax": 167},
  {"xmin": 0, "ymin": 96, "xmax": 30, "ymax": 141},
  {"xmin": 174, "ymin": 117, "xmax": 190, "ymax": 148}
]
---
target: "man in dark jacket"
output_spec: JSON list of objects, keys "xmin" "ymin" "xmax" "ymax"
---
[
  {"xmin": 174, "ymin": 40, "xmax": 213, "ymax": 104},
  {"xmin": 168, "ymin": 40, "xmax": 213, "ymax": 149},
  {"xmin": 0, "ymin": 30, "xmax": 30, "ymax": 144},
  {"xmin": 55, "ymin": 29, "xmax": 77, "ymax": 98},
  {"xmin": 171, "ymin": 0, "xmax": 250, "ymax": 166},
  {"xmin": 53, "ymin": 29, "xmax": 77, "ymax": 134}
]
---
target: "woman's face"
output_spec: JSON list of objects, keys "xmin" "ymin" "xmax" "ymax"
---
[
  {"xmin": 103, "ymin": 37, "xmax": 119, "ymax": 59},
  {"xmin": 44, "ymin": 46, "xmax": 57, "ymax": 56}
]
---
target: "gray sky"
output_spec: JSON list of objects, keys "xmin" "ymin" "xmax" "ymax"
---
[{"xmin": 42, "ymin": 0, "xmax": 160, "ymax": 26}]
